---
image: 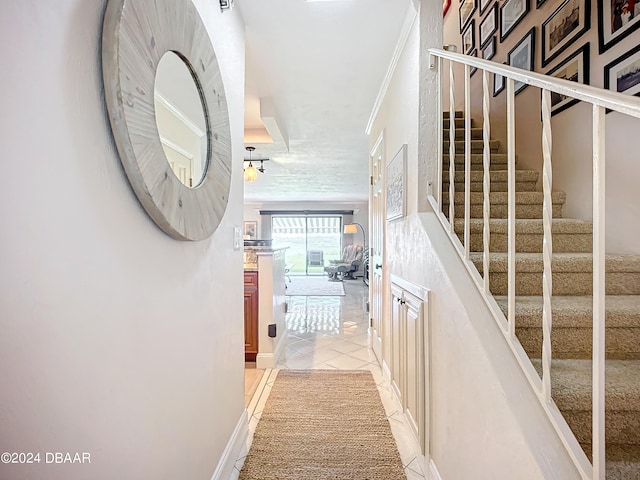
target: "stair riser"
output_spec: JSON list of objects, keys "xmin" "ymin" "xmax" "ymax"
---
[
  {"xmin": 443, "ymin": 141, "xmax": 500, "ymax": 153},
  {"xmin": 444, "ymin": 181, "xmax": 538, "ymax": 192},
  {"xmin": 443, "ymin": 163, "xmax": 508, "ymax": 171},
  {"xmin": 443, "ymin": 203, "xmax": 564, "ymax": 219},
  {"xmin": 564, "ymin": 411, "xmax": 640, "ymax": 446},
  {"xmin": 443, "ymin": 111, "xmax": 464, "ymax": 118},
  {"xmin": 517, "ymin": 328, "xmax": 640, "ymax": 360},
  {"xmin": 443, "ymin": 129, "xmax": 484, "ymax": 140},
  {"xmin": 443, "ymin": 118, "xmax": 467, "ymax": 129},
  {"xmin": 485, "ymin": 272, "xmax": 640, "ymax": 296},
  {"xmin": 461, "ymin": 232, "xmax": 593, "ymax": 253}
]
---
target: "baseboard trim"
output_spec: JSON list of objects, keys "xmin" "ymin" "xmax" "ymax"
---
[
  {"xmin": 428, "ymin": 459, "xmax": 443, "ymax": 480},
  {"xmin": 256, "ymin": 330, "xmax": 288, "ymax": 369},
  {"xmin": 210, "ymin": 409, "xmax": 248, "ymax": 480}
]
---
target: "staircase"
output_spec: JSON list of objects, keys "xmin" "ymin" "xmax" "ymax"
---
[{"xmin": 442, "ymin": 111, "xmax": 640, "ymax": 479}]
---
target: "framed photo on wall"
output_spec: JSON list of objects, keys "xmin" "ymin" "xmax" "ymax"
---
[
  {"xmin": 386, "ymin": 144, "xmax": 407, "ymax": 221},
  {"xmin": 546, "ymin": 43, "xmax": 590, "ymax": 115},
  {"xmin": 500, "ymin": 0, "xmax": 530, "ymax": 41},
  {"xmin": 508, "ymin": 27, "xmax": 536, "ymax": 94},
  {"xmin": 480, "ymin": 3, "xmax": 498, "ymax": 47},
  {"xmin": 462, "ymin": 20, "xmax": 476, "ymax": 54},
  {"xmin": 480, "ymin": 0, "xmax": 493, "ymax": 15},
  {"xmin": 244, "ymin": 221, "xmax": 257, "ymax": 239},
  {"xmin": 493, "ymin": 71, "xmax": 506, "ymax": 96},
  {"xmin": 482, "ymin": 36, "xmax": 497, "ymax": 60},
  {"xmin": 541, "ymin": 0, "xmax": 591, "ymax": 67},
  {"xmin": 459, "ymin": 0, "xmax": 477, "ymax": 32},
  {"xmin": 604, "ymin": 42, "xmax": 640, "ymax": 101},
  {"xmin": 598, "ymin": 0, "xmax": 640, "ymax": 53}
]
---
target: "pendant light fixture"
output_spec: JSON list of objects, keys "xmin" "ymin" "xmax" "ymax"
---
[{"xmin": 244, "ymin": 146, "xmax": 258, "ymax": 182}]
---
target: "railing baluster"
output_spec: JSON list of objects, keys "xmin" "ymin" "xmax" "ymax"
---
[
  {"xmin": 507, "ymin": 77, "xmax": 516, "ymax": 337},
  {"xmin": 482, "ymin": 70, "xmax": 491, "ymax": 294},
  {"xmin": 541, "ymin": 89, "xmax": 553, "ymax": 402},
  {"xmin": 592, "ymin": 104, "xmax": 606, "ymax": 480},
  {"xmin": 464, "ymin": 64, "xmax": 471, "ymax": 260},
  {"xmin": 437, "ymin": 56, "xmax": 443, "ymax": 208},
  {"xmin": 449, "ymin": 61, "xmax": 456, "ymax": 230}
]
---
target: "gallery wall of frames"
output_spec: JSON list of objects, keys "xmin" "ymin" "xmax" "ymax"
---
[{"xmin": 450, "ymin": 0, "xmax": 640, "ymax": 113}]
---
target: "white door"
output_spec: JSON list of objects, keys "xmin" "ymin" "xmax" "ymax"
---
[{"xmin": 369, "ymin": 133, "xmax": 385, "ymax": 364}]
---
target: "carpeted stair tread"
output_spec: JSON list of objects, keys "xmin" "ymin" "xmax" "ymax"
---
[
  {"xmin": 443, "ymin": 191, "xmax": 566, "ymax": 206},
  {"xmin": 443, "ymin": 110, "xmax": 464, "ymax": 118},
  {"xmin": 529, "ymin": 359, "xmax": 640, "ymax": 412},
  {"xmin": 443, "ymin": 169, "xmax": 538, "ymax": 184},
  {"xmin": 443, "ymin": 139, "xmax": 500, "ymax": 153},
  {"xmin": 443, "ymin": 127, "xmax": 484, "ymax": 139},
  {"xmin": 443, "ymin": 153, "xmax": 509, "ymax": 170},
  {"xmin": 454, "ymin": 218, "xmax": 592, "ymax": 234},
  {"xmin": 443, "ymin": 118, "xmax": 468, "ymax": 129},
  {"xmin": 471, "ymin": 252, "xmax": 640, "ymax": 273},
  {"xmin": 494, "ymin": 295, "xmax": 640, "ymax": 328}
]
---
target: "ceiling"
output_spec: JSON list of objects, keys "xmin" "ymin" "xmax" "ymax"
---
[{"xmin": 236, "ymin": 0, "xmax": 412, "ymax": 203}]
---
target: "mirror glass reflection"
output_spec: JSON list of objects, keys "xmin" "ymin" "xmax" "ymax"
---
[{"xmin": 154, "ymin": 51, "xmax": 208, "ymax": 188}]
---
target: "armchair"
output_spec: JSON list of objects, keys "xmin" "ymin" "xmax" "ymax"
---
[{"xmin": 324, "ymin": 244, "xmax": 364, "ymax": 281}]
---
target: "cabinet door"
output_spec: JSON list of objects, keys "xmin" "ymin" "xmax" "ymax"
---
[
  {"xmin": 244, "ymin": 273, "xmax": 259, "ymax": 362},
  {"xmin": 404, "ymin": 292, "xmax": 425, "ymax": 451}
]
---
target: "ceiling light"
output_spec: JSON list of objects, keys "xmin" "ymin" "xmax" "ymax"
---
[{"xmin": 244, "ymin": 146, "xmax": 270, "ymax": 182}]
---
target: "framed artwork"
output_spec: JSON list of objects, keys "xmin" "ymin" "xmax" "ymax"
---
[
  {"xmin": 463, "ymin": 20, "xmax": 476, "ymax": 54},
  {"xmin": 483, "ymin": 36, "xmax": 497, "ymax": 60},
  {"xmin": 547, "ymin": 43, "xmax": 590, "ymax": 115},
  {"xmin": 500, "ymin": 0, "xmax": 530, "ymax": 41},
  {"xmin": 598, "ymin": 0, "xmax": 640, "ymax": 53},
  {"xmin": 460, "ymin": 0, "xmax": 477, "ymax": 32},
  {"xmin": 244, "ymin": 221, "xmax": 257, "ymax": 239},
  {"xmin": 480, "ymin": 3, "xmax": 499, "ymax": 47},
  {"xmin": 537, "ymin": 0, "xmax": 548, "ymax": 6},
  {"xmin": 508, "ymin": 27, "xmax": 536, "ymax": 94},
  {"xmin": 493, "ymin": 70, "xmax": 506, "ymax": 96},
  {"xmin": 470, "ymin": 49, "xmax": 479, "ymax": 76},
  {"xmin": 541, "ymin": 0, "xmax": 591, "ymax": 67},
  {"xmin": 386, "ymin": 144, "xmax": 407, "ymax": 221},
  {"xmin": 604, "ymin": 42, "xmax": 640, "ymax": 102},
  {"xmin": 480, "ymin": 0, "xmax": 493, "ymax": 15},
  {"xmin": 444, "ymin": 0, "xmax": 452, "ymax": 16}
]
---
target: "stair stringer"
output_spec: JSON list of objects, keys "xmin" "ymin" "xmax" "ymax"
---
[{"xmin": 410, "ymin": 203, "xmax": 590, "ymax": 479}]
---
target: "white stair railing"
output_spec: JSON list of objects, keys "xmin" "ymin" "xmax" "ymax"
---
[{"xmin": 428, "ymin": 47, "xmax": 640, "ymax": 480}]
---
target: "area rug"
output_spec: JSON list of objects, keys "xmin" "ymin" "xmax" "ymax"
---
[
  {"xmin": 286, "ymin": 276, "xmax": 345, "ymax": 296},
  {"xmin": 239, "ymin": 370, "xmax": 406, "ymax": 480}
]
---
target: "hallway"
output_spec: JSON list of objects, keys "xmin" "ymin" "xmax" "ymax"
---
[{"xmin": 235, "ymin": 279, "xmax": 426, "ymax": 479}]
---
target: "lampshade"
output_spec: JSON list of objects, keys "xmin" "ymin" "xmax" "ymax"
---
[
  {"xmin": 343, "ymin": 224, "xmax": 358, "ymax": 234},
  {"xmin": 244, "ymin": 162, "xmax": 258, "ymax": 182}
]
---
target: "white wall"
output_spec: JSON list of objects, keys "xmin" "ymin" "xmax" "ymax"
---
[
  {"xmin": 369, "ymin": 2, "xmax": 582, "ymax": 477},
  {"xmin": 0, "ymin": 1, "xmax": 246, "ymax": 479},
  {"xmin": 442, "ymin": 0, "xmax": 640, "ymax": 253}
]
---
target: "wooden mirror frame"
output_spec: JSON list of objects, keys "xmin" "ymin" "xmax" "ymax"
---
[{"xmin": 102, "ymin": 0, "xmax": 232, "ymax": 241}]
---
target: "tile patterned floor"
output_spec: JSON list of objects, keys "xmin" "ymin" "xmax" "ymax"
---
[{"xmin": 234, "ymin": 278, "xmax": 427, "ymax": 480}]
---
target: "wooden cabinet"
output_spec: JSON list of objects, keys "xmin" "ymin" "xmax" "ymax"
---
[
  {"xmin": 389, "ymin": 274, "xmax": 429, "ymax": 455},
  {"xmin": 244, "ymin": 272, "xmax": 259, "ymax": 362}
]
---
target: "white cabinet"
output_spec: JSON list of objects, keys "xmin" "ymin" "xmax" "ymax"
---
[{"xmin": 389, "ymin": 274, "xmax": 429, "ymax": 454}]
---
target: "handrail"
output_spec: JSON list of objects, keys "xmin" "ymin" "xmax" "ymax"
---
[
  {"xmin": 426, "ymin": 46, "xmax": 640, "ymax": 480},
  {"xmin": 429, "ymin": 48, "xmax": 640, "ymax": 119}
]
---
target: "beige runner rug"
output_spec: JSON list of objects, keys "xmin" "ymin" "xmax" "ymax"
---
[{"xmin": 239, "ymin": 369, "xmax": 406, "ymax": 480}]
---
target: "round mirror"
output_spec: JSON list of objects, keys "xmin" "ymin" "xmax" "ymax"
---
[{"xmin": 154, "ymin": 51, "xmax": 209, "ymax": 188}]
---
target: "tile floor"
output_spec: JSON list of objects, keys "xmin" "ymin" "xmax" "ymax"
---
[{"xmin": 234, "ymin": 277, "xmax": 426, "ymax": 480}]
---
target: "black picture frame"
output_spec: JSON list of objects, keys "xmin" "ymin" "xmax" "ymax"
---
[
  {"xmin": 480, "ymin": 3, "xmax": 499, "ymax": 47},
  {"xmin": 462, "ymin": 19, "xmax": 476, "ymax": 54},
  {"xmin": 493, "ymin": 71, "xmax": 506, "ymax": 96},
  {"xmin": 482, "ymin": 36, "xmax": 497, "ymax": 60},
  {"xmin": 597, "ymin": 0, "xmax": 640, "ymax": 53},
  {"xmin": 470, "ymin": 49, "xmax": 479, "ymax": 76},
  {"xmin": 500, "ymin": 0, "xmax": 530, "ymax": 41},
  {"xmin": 604, "ymin": 42, "xmax": 640, "ymax": 105},
  {"xmin": 541, "ymin": 0, "xmax": 591, "ymax": 68},
  {"xmin": 480, "ymin": 0, "xmax": 493, "ymax": 16},
  {"xmin": 537, "ymin": 0, "xmax": 548, "ymax": 7},
  {"xmin": 508, "ymin": 27, "xmax": 536, "ymax": 95},
  {"xmin": 460, "ymin": 0, "xmax": 478, "ymax": 33},
  {"xmin": 546, "ymin": 43, "xmax": 590, "ymax": 115}
]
